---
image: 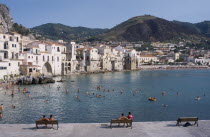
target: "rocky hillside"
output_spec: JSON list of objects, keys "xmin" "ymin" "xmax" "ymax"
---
[
  {"xmin": 0, "ymin": 4, "xmax": 13, "ymax": 33},
  {"xmin": 98, "ymin": 15, "xmax": 210, "ymax": 42},
  {"xmin": 31, "ymin": 23, "xmax": 108, "ymax": 41}
]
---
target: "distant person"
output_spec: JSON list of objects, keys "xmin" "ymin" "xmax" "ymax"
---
[
  {"xmin": 127, "ymin": 112, "xmax": 133, "ymax": 120},
  {"xmin": 49, "ymin": 114, "xmax": 54, "ymax": 121},
  {"xmin": 39, "ymin": 115, "xmax": 49, "ymax": 121},
  {"xmin": 118, "ymin": 113, "xmax": 128, "ymax": 120},
  {"xmin": 23, "ymin": 88, "xmax": 27, "ymax": 93},
  {"xmin": 118, "ymin": 113, "xmax": 128, "ymax": 126},
  {"xmin": 39, "ymin": 115, "xmax": 49, "ymax": 126},
  {"xmin": 57, "ymin": 85, "xmax": 60, "ymax": 90},
  {"xmin": 12, "ymin": 104, "xmax": 15, "ymax": 109},
  {"xmin": 0, "ymin": 104, "xmax": 4, "ymax": 111}
]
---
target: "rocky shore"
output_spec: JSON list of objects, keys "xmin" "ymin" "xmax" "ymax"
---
[{"xmin": 16, "ymin": 76, "xmax": 55, "ymax": 85}]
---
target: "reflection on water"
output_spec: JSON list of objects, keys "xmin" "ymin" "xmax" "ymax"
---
[{"xmin": 1, "ymin": 69, "xmax": 210, "ymax": 124}]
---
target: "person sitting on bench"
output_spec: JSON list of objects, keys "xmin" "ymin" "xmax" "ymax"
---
[
  {"xmin": 40, "ymin": 115, "xmax": 49, "ymax": 121},
  {"xmin": 39, "ymin": 115, "xmax": 49, "ymax": 126},
  {"xmin": 49, "ymin": 114, "xmax": 54, "ymax": 120},
  {"xmin": 118, "ymin": 113, "xmax": 128, "ymax": 120},
  {"xmin": 118, "ymin": 113, "xmax": 128, "ymax": 126}
]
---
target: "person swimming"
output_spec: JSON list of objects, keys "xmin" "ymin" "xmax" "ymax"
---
[
  {"xmin": 0, "ymin": 104, "xmax": 4, "ymax": 111},
  {"xmin": 23, "ymin": 88, "xmax": 27, "ymax": 93}
]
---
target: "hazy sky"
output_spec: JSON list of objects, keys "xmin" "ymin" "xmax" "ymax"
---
[{"xmin": 1, "ymin": 0, "xmax": 210, "ymax": 29}]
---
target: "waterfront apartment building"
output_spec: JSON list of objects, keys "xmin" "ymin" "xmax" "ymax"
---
[
  {"xmin": 20, "ymin": 41, "xmax": 68, "ymax": 76},
  {"xmin": 0, "ymin": 32, "xmax": 24, "ymax": 79},
  {"xmin": 0, "ymin": 32, "xmax": 68, "ymax": 80}
]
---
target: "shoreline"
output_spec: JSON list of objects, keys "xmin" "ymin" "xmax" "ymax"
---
[
  {"xmin": 0, "ymin": 65, "xmax": 209, "ymax": 85},
  {"xmin": 67, "ymin": 65, "xmax": 210, "ymax": 76}
]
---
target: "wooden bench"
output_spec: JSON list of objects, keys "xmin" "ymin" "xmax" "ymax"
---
[
  {"xmin": 110, "ymin": 119, "xmax": 132, "ymax": 129},
  {"xmin": 36, "ymin": 120, "xmax": 59, "ymax": 129},
  {"xmin": 176, "ymin": 117, "xmax": 198, "ymax": 126}
]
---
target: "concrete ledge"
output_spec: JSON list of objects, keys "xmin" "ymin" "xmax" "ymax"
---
[{"xmin": 1, "ymin": 120, "xmax": 210, "ymax": 137}]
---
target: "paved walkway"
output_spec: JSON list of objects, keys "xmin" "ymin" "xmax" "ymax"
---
[{"xmin": 0, "ymin": 121, "xmax": 210, "ymax": 137}]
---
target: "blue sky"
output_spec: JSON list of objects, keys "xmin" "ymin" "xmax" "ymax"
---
[{"xmin": 1, "ymin": 0, "xmax": 210, "ymax": 29}]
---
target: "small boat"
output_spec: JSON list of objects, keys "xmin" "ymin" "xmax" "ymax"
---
[{"xmin": 148, "ymin": 97, "xmax": 156, "ymax": 101}]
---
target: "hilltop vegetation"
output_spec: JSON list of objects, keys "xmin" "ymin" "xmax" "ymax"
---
[
  {"xmin": 31, "ymin": 23, "xmax": 108, "ymax": 41},
  {"xmin": 97, "ymin": 15, "xmax": 210, "ymax": 42}
]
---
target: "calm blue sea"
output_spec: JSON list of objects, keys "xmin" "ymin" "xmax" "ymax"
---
[{"xmin": 0, "ymin": 69, "xmax": 210, "ymax": 124}]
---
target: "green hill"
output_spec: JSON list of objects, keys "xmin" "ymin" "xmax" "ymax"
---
[
  {"xmin": 97, "ymin": 15, "xmax": 210, "ymax": 42},
  {"xmin": 31, "ymin": 23, "xmax": 108, "ymax": 41}
]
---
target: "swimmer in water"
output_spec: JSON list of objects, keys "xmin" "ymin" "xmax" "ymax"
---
[
  {"xmin": 66, "ymin": 89, "xmax": 68, "ymax": 94},
  {"xmin": 57, "ymin": 85, "xmax": 60, "ymax": 90},
  {"xmin": 77, "ymin": 88, "xmax": 80, "ymax": 93},
  {"xmin": 162, "ymin": 91, "xmax": 166, "ymax": 96},
  {"xmin": 46, "ymin": 100, "xmax": 49, "ymax": 103},
  {"xmin": 162, "ymin": 104, "xmax": 168, "ymax": 107},
  {"xmin": 12, "ymin": 104, "xmax": 15, "ymax": 109},
  {"xmin": 0, "ymin": 104, "xmax": 4, "ymax": 111},
  {"xmin": 23, "ymin": 88, "xmax": 27, "ymax": 93}
]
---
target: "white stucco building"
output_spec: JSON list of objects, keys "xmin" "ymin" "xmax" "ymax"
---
[{"xmin": 0, "ymin": 32, "xmax": 68, "ymax": 79}]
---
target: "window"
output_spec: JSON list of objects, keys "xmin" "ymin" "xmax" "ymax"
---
[
  {"xmin": 43, "ymin": 56, "xmax": 45, "ymax": 61},
  {"xmin": 28, "ymin": 56, "xmax": 30, "ymax": 59},
  {"xmin": 9, "ymin": 63, "xmax": 11, "ymax": 66},
  {"xmin": 18, "ymin": 62, "xmax": 20, "ymax": 66},
  {"xmin": 3, "ymin": 35, "xmax": 5, "ymax": 39},
  {"xmin": 9, "ymin": 36, "xmax": 12, "ymax": 41},
  {"xmin": 0, "ymin": 67, "xmax": 7, "ymax": 70},
  {"xmin": 48, "ymin": 56, "xmax": 49, "ymax": 61},
  {"xmin": 17, "ymin": 37, "xmax": 19, "ymax": 42},
  {"xmin": 29, "ymin": 68, "xmax": 32, "ymax": 72},
  {"xmin": 57, "ymin": 57, "xmax": 59, "ymax": 61},
  {"xmin": 57, "ymin": 47, "xmax": 60, "ymax": 52},
  {"xmin": 52, "ymin": 56, "xmax": 54, "ymax": 61},
  {"xmin": 36, "ymin": 56, "xmax": 38, "ymax": 61}
]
